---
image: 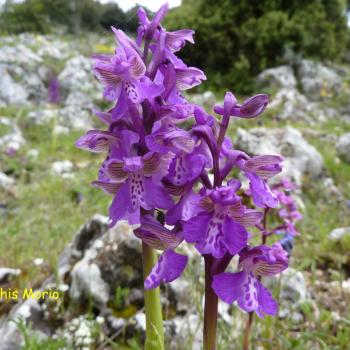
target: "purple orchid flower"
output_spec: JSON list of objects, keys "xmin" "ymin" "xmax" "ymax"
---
[
  {"xmin": 76, "ymin": 5, "xmax": 290, "ymax": 348},
  {"xmin": 182, "ymin": 181, "xmax": 262, "ymax": 258},
  {"xmin": 237, "ymin": 155, "xmax": 283, "ymax": 208},
  {"xmin": 105, "ymin": 152, "xmax": 174, "ymax": 225},
  {"xmin": 93, "ymin": 29, "xmax": 163, "ymax": 104},
  {"xmin": 213, "ymin": 244, "xmax": 288, "ymax": 317}
]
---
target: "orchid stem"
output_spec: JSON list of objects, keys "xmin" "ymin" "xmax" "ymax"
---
[
  {"xmin": 243, "ymin": 312, "xmax": 254, "ymax": 350},
  {"xmin": 142, "ymin": 242, "xmax": 165, "ymax": 350},
  {"xmin": 204, "ymin": 255, "xmax": 219, "ymax": 350}
]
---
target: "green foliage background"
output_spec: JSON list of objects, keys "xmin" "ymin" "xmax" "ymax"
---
[{"xmin": 165, "ymin": 0, "xmax": 349, "ymax": 92}]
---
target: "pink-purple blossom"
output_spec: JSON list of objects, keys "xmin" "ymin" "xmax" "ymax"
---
[{"xmin": 76, "ymin": 3, "xmax": 291, "ymax": 325}]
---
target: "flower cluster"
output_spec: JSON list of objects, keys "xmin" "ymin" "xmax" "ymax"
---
[{"xmin": 76, "ymin": 3, "xmax": 289, "ymax": 318}]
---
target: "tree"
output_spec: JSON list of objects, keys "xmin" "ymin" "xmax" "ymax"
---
[{"xmin": 165, "ymin": 0, "xmax": 349, "ymax": 93}]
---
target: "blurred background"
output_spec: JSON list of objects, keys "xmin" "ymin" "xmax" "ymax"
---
[{"xmin": 0, "ymin": 1, "xmax": 350, "ymax": 349}]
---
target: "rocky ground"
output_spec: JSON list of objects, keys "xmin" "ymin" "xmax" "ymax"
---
[{"xmin": 0, "ymin": 33, "xmax": 350, "ymax": 350}]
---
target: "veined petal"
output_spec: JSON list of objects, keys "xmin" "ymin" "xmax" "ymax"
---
[
  {"xmin": 144, "ymin": 249, "xmax": 187, "ymax": 289},
  {"xmin": 166, "ymin": 29, "xmax": 194, "ymax": 52},
  {"xmin": 128, "ymin": 55, "xmax": 146, "ymax": 79},
  {"xmin": 232, "ymin": 209, "xmax": 263, "ymax": 227},
  {"xmin": 176, "ymin": 67, "xmax": 206, "ymax": 90},
  {"xmin": 75, "ymin": 130, "xmax": 118, "ymax": 153},
  {"xmin": 232, "ymin": 94, "xmax": 269, "ymax": 118},
  {"xmin": 143, "ymin": 152, "xmax": 174, "ymax": 182},
  {"xmin": 106, "ymin": 160, "xmax": 129, "ymax": 182},
  {"xmin": 244, "ymin": 155, "xmax": 283, "ymax": 180},
  {"xmin": 134, "ymin": 215, "xmax": 183, "ymax": 250},
  {"xmin": 212, "ymin": 271, "xmax": 246, "ymax": 304},
  {"xmin": 92, "ymin": 180, "xmax": 122, "ymax": 195}
]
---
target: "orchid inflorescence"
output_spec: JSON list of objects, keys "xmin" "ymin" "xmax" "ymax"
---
[{"xmin": 76, "ymin": 3, "xmax": 301, "ymax": 348}]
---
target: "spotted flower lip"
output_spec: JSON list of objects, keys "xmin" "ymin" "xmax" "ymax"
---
[
  {"xmin": 212, "ymin": 244, "xmax": 288, "ymax": 317},
  {"xmin": 214, "ymin": 93, "xmax": 269, "ymax": 118},
  {"xmin": 105, "ymin": 152, "xmax": 174, "ymax": 225},
  {"xmin": 144, "ymin": 249, "xmax": 188, "ymax": 289},
  {"xmin": 182, "ymin": 186, "xmax": 255, "ymax": 258}
]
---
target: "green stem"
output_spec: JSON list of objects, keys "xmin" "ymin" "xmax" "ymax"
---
[{"xmin": 142, "ymin": 242, "xmax": 165, "ymax": 350}]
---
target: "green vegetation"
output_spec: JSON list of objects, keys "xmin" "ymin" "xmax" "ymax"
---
[
  {"xmin": 165, "ymin": 0, "xmax": 349, "ymax": 93},
  {"xmin": 0, "ymin": 0, "xmax": 141, "ymax": 35},
  {"xmin": 1, "ymin": 97, "xmax": 350, "ymax": 348}
]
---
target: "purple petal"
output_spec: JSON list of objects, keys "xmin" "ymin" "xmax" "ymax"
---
[
  {"xmin": 134, "ymin": 77, "xmax": 164, "ymax": 103},
  {"xmin": 109, "ymin": 181, "xmax": 134, "ymax": 226},
  {"xmin": 256, "ymin": 281, "xmax": 278, "ymax": 318},
  {"xmin": 145, "ymin": 3, "xmax": 169, "ymax": 40},
  {"xmin": 144, "ymin": 249, "xmax": 187, "ymax": 289},
  {"xmin": 167, "ymin": 153, "xmax": 206, "ymax": 187},
  {"xmin": 237, "ymin": 272, "xmax": 259, "ymax": 313},
  {"xmin": 233, "ymin": 94, "xmax": 269, "ymax": 118},
  {"xmin": 212, "ymin": 271, "xmax": 246, "ymax": 304},
  {"xmin": 92, "ymin": 180, "xmax": 121, "ymax": 195},
  {"xmin": 176, "ymin": 67, "xmax": 206, "ymax": 90},
  {"xmin": 143, "ymin": 152, "xmax": 174, "ymax": 182},
  {"xmin": 183, "ymin": 212, "xmax": 211, "ymax": 243},
  {"xmin": 75, "ymin": 130, "xmax": 118, "ymax": 153},
  {"xmin": 232, "ymin": 209, "xmax": 263, "ymax": 227},
  {"xmin": 166, "ymin": 190, "xmax": 202, "ymax": 225},
  {"xmin": 134, "ymin": 215, "xmax": 182, "ymax": 250},
  {"xmin": 166, "ymin": 29, "xmax": 194, "ymax": 52},
  {"xmin": 143, "ymin": 177, "xmax": 173, "ymax": 209},
  {"xmin": 246, "ymin": 172, "xmax": 278, "ymax": 208},
  {"xmin": 223, "ymin": 217, "xmax": 248, "ymax": 255},
  {"xmin": 106, "ymin": 160, "xmax": 129, "ymax": 182}
]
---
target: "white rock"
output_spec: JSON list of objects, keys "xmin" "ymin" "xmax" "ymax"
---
[
  {"xmin": 70, "ymin": 261, "xmax": 109, "ymax": 305},
  {"xmin": 258, "ymin": 65, "xmax": 297, "ymax": 89},
  {"xmin": 0, "ymin": 66, "xmax": 28, "ymax": 105},
  {"xmin": 280, "ymin": 268, "xmax": 309, "ymax": 302},
  {"xmin": 33, "ymin": 258, "xmax": 44, "ymax": 266},
  {"xmin": 329, "ymin": 227, "xmax": 350, "ymax": 241},
  {"xmin": 53, "ymin": 125, "xmax": 69, "ymax": 136},
  {"xmin": 336, "ymin": 133, "xmax": 350, "ymax": 163},
  {"xmin": 27, "ymin": 149, "xmax": 39, "ymax": 159},
  {"xmin": 51, "ymin": 160, "xmax": 73, "ymax": 175},
  {"xmin": 0, "ymin": 267, "xmax": 21, "ymax": 284},
  {"xmin": 0, "ymin": 172, "xmax": 15, "ymax": 190},
  {"xmin": 28, "ymin": 109, "xmax": 57, "ymax": 125},
  {"xmin": 236, "ymin": 127, "xmax": 324, "ymax": 185},
  {"xmin": 0, "ymin": 117, "xmax": 26, "ymax": 152},
  {"xmin": 298, "ymin": 59, "xmax": 342, "ymax": 100}
]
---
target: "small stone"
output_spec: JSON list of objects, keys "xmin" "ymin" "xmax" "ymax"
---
[
  {"xmin": 33, "ymin": 258, "xmax": 44, "ymax": 266},
  {"xmin": 51, "ymin": 160, "xmax": 73, "ymax": 175},
  {"xmin": 0, "ymin": 172, "xmax": 15, "ymax": 190},
  {"xmin": 336, "ymin": 133, "xmax": 350, "ymax": 163},
  {"xmin": 0, "ymin": 267, "xmax": 21, "ymax": 284},
  {"xmin": 329, "ymin": 227, "xmax": 350, "ymax": 241}
]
